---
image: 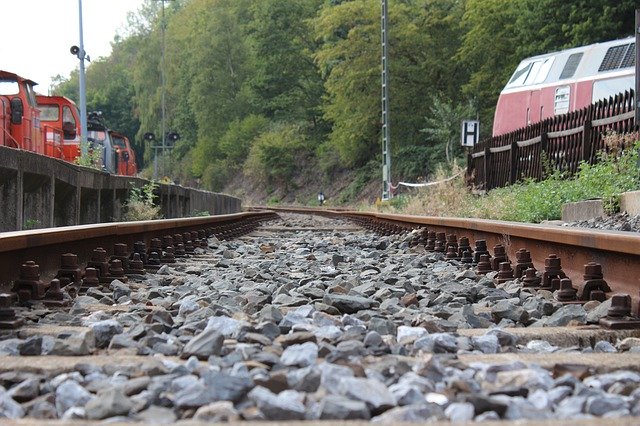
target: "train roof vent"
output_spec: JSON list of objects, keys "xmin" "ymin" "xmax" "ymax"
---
[
  {"xmin": 559, "ymin": 52, "xmax": 583, "ymax": 79},
  {"xmin": 599, "ymin": 43, "xmax": 634, "ymax": 72}
]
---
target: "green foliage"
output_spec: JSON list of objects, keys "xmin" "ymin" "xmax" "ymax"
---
[
  {"xmin": 23, "ymin": 219, "xmax": 40, "ymax": 230},
  {"xmin": 48, "ymin": 0, "xmax": 637, "ymax": 200},
  {"xmin": 74, "ymin": 141, "xmax": 104, "ymax": 170},
  {"xmin": 471, "ymin": 142, "xmax": 640, "ymax": 222},
  {"xmin": 124, "ymin": 181, "xmax": 162, "ymax": 221},
  {"xmin": 247, "ymin": 0, "xmax": 325, "ymax": 122},
  {"xmin": 314, "ymin": 0, "xmax": 380, "ymax": 167},
  {"xmin": 218, "ymin": 115, "xmax": 270, "ymax": 164},
  {"xmin": 244, "ymin": 124, "xmax": 307, "ymax": 188},
  {"xmin": 420, "ymin": 96, "xmax": 476, "ymax": 164},
  {"xmin": 267, "ymin": 196, "xmax": 281, "ymax": 205}
]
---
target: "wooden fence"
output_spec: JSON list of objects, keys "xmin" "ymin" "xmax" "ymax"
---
[{"xmin": 467, "ymin": 90, "xmax": 637, "ymax": 190}]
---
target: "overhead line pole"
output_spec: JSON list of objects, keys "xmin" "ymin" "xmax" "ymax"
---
[
  {"xmin": 77, "ymin": 0, "xmax": 88, "ymax": 158},
  {"xmin": 381, "ymin": 0, "xmax": 392, "ymax": 200},
  {"xmin": 635, "ymin": 9, "xmax": 640, "ymax": 127},
  {"xmin": 153, "ymin": 0, "xmax": 169, "ymax": 180},
  {"xmin": 160, "ymin": 0, "xmax": 167, "ymax": 179}
]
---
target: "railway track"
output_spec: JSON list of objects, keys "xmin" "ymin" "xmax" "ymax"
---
[{"xmin": 0, "ymin": 210, "xmax": 638, "ymax": 423}]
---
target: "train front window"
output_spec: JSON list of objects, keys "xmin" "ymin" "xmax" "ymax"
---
[
  {"xmin": 88, "ymin": 131, "xmax": 107, "ymax": 143},
  {"xmin": 62, "ymin": 106, "xmax": 77, "ymax": 139},
  {"xmin": 532, "ymin": 58, "xmax": 554, "ymax": 84},
  {"xmin": 39, "ymin": 105, "xmax": 59, "ymax": 121},
  {"xmin": 506, "ymin": 63, "xmax": 532, "ymax": 88},
  {"xmin": 0, "ymin": 81, "xmax": 19, "ymax": 96},
  {"xmin": 24, "ymin": 84, "xmax": 37, "ymax": 106},
  {"xmin": 111, "ymin": 135, "xmax": 126, "ymax": 149}
]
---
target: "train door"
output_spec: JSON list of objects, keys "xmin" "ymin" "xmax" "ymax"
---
[{"xmin": 528, "ymin": 90, "xmax": 542, "ymax": 125}]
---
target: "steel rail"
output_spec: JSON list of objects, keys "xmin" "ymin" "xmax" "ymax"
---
[
  {"xmin": 0, "ymin": 211, "xmax": 276, "ymax": 290},
  {"xmin": 254, "ymin": 207, "xmax": 640, "ymax": 313}
]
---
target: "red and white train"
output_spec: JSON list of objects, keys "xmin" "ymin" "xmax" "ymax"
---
[
  {"xmin": 493, "ymin": 36, "xmax": 635, "ymax": 136},
  {"xmin": 0, "ymin": 70, "xmax": 137, "ymax": 176}
]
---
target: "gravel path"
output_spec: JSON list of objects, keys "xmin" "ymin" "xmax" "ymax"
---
[{"xmin": 0, "ymin": 213, "xmax": 638, "ymax": 422}]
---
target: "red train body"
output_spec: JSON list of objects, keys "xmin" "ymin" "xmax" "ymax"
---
[
  {"xmin": 493, "ymin": 37, "xmax": 635, "ymax": 136},
  {"xmin": 0, "ymin": 70, "xmax": 42, "ymax": 153},
  {"xmin": 1, "ymin": 69, "xmax": 137, "ymax": 176},
  {"xmin": 36, "ymin": 95, "xmax": 81, "ymax": 162}
]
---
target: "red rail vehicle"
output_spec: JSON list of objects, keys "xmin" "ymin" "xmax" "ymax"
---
[
  {"xmin": 86, "ymin": 112, "xmax": 138, "ymax": 176},
  {"xmin": 110, "ymin": 130, "xmax": 138, "ymax": 176},
  {"xmin": 493, "ymin": 37, "xmax": 635, "ymax": 136},
  {"xmin": 1, "ymin": 69, "xmax": 138, "ymax": 176},
  {"xmin": 0, "ymin": 70, "xmax": 43, "ymax": 153},
  {"xmin": 36, "ymin": 95, "xmax": 81, "ymax": 162}
]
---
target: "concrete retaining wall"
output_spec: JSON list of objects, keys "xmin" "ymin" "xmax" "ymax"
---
[{"xmin": 0, "ymin": 146, "xmax": 241, "ymax": 231}]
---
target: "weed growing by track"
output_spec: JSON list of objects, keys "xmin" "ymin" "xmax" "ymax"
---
[{"xmin": 124, "ymin": 181, "xmax": 162, "ymax": 221}]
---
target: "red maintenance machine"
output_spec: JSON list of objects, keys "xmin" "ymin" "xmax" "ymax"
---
[
  {"xmin": 1, "ymin": 69, "xmax": 137, "ymax": 176},
  {"xmin": 0, "ymin": 70, "xmax": 42, "ymax": 153},
  {"xmin": 36, "ymin": 94, "xmax": 81, "ymax": 162}
]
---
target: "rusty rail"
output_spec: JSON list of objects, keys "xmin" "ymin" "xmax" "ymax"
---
[
  {"xmin": 0, "ymin": 211, "xmax": 277, "ymax": 290},
  {"xmin": 2, "ymin": 206, "xmax": 639, "ymax": 324},
  {"xmin": 254, "ymin": 207, "xmax": 640, "ymax": 316}
]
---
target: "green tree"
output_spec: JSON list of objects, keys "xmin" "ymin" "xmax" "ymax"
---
[
  {"xmin": 420, "ymin": 96, "xmax": 476, "ymax": 164},
  {"xmin": 457, "ymin": 0, "xmax": 523, "ymax": 134},
  {"xmin": 247, "ymin": 0, "xmax": 325, "ymax": 125},
  {"xmin": 314, "ymin": 0, "xmax": 380, "ymax": 167},
  {"xmin": 168, "ymin": 0, "xmax": 254, "ymax": 178},
  {"xmin": 314, "ymin": 0, "xmax": 468, "ymax": 168}
]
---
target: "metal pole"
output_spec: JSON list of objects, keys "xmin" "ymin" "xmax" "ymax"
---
[
  {"xmin": 78, "ymin": 0, "xmax": 88, "ymax": 157},
  {"xmin": 153, "ymin": 147, "xmax": 158, "ymax": 179},
  {"xmin": 635, "ymin": 9, "xmax": 640, "ymax": 126},
  {"xmin": 160, "ymin": 0, "xmax": 167, "ymax": 179},
  {"xmin": 381, "ymin": 0, "xmax": 392, "ymax": 200}
]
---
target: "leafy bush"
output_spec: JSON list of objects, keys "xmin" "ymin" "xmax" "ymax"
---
[
  {"xmin": 490, "ymin": 140, "xmax": 640, "ymax": 222},
  {"xmin": 244, "ymin": 123, "xmax": 307, "ymax": 188},
  {"xmin": 392, "ymin": 145, "xmax": 433, "ymax": 182},
  {"xmin": 124, "ymin": 181, "xmax": 162, "ymax": 221},
  {"xmin": 75, "ymin": 141, "xmax": 103, "ymax": 170},
  {"xmin": 218, "ymin": 114, "xmax": 270, "ymax": 164},
  {"xmin": 201, "ymin": 159, "xmax": 235, "ymax": 192}
]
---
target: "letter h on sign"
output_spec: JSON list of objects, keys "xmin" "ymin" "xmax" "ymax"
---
[{"xmin": 461, "ymin": 120, "xmax": 479, "ymax": 147}]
